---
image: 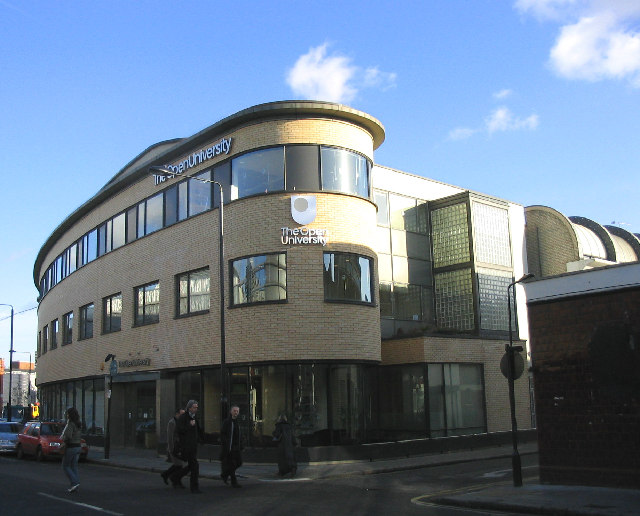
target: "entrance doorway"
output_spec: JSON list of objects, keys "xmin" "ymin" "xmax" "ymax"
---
[{"xmin": 122, "ymin": 381, "xmax": 156, "ymax": 448}]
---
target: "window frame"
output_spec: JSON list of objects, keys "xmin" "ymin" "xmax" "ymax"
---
[
  {"xmin": 102, "ymin": 293, "xmax": 122, "ymax": 334},
  {"xmin": 231, "ymin": 252, "xmax": 288, "ymax": 307},
  {"xmin": 134, "ymin": 281, "xmax": 160, "ymax": 327},
  {"xmin": 62, "ymin": 311, "xmax": 73, "ymax": 345},
  {"xmin": 79, "ymin": 303, "xmax": 94, "ymax": 340},
  {"xmin": 176, "ymin": 267, "xmax": 211, "ymax": 318},
  {"xmin": 323, "ymin": 251, "xmax": 375, "ymax": 306},
  {"xmin": 50, "ymin": 319, "xmax": 59, "ymax": 350}
]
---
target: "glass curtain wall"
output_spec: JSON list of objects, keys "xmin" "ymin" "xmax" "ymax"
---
[
  {"xmin": 368, "ymin": 363, "xmax": 486, "ymax": 441},
  {"xmin": 39, "ymin": 378, "xmax": 105, "ymax": 435},
  {"xmin": 374, "ymin": 190, "xmax": 433, "ymax": 338}
]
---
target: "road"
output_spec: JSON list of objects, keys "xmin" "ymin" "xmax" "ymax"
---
[{"xmin": 0, "ymin": 453, "xmax": 538, "ymax": 515}]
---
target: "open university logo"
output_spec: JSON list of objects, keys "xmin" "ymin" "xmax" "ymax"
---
[{"xmin": 291, "ymin": 195, "xmax": 316, "ymax": 225}]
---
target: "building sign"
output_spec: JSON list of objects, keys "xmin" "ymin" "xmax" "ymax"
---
[
  {"xmin": 281, "ymin": 195, "xmax": 329, "ymax": 246},
  {"xmin": 153, "ymin": 137, "xmax": 232, "ymax": 185},
  {"xmin": 281, "ymin": 227, "xmax": 329, "ymax": 246},
  {"xmin": 291, "ymin": 195, "xmax": 316, "ymax": 224},
  {"xmin": 118, "ymin": 358, "xmax": 151, "ymax": 368}
]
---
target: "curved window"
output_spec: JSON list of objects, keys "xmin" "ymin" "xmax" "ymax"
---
[
  {"xmin": 323, "ymin": 252, "xmax": 374, "ymax": 304},
  {"xmin": 232, "ymin": 253, "xmax": 287, "ymax": 306},
  {"xmin": 231, "ymin": 148, "xmax": 284, "ymax": 200},
  {"xmin": 38, "ymin": 145, "xmax": 373, "ymax": 301},
  {"xmin": 321, "ymin": 147, "xmax": 370, "ymax": 198}
]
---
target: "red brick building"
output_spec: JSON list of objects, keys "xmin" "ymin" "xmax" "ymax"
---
[{"xmin": 525, "ymin": 262, "xmax": 640, "ymax": 488}]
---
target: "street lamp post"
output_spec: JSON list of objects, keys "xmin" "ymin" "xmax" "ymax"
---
[
  {"xmin": 1, "ymin": 304, "xmax": 14, "ymax": 422},
  {"xmin": 506, "ymin": 273, "xmax": 534, "ymax": 487},
  {"xmin": 149, "ymin": 166, "xmax": 228, "ymax": 419},
  {"xmin": 104, "ymin": 353, "xmax": 116, "ymax": 459}
]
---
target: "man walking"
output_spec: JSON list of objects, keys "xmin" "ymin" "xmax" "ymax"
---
[
  {"xmin": 220, "ymin": 405, "xmax": 242, "ymax": 488},
  {"xmin": 174, "ymin": 400, "xmax": 202, "ymax": 493},
  {"xmin": 161, "ymin": 408, "xmax": 185, "ymax": 487}
]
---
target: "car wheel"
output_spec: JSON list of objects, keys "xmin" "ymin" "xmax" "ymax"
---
[
  {"xmin": 16, "ymin": 444, "xmax": 24, "ymax": 460},
  {"xmin": 35, "ymin": 446, "xmax": 45, "ymax": 462}
]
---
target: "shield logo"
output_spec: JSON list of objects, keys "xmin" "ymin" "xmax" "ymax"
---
[{"xmin": 291, "ymin": 195, "xmax": 316, "ymax": 225}]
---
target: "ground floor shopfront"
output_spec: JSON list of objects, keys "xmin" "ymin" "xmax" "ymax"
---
[{"xmin": 37, "ymin": 357, "xmax": 500, "ymax": 449}]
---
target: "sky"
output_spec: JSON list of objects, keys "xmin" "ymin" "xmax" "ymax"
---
[{"xmin": 1, "ymin": 0, "xmax": 639, "ymax": 369}]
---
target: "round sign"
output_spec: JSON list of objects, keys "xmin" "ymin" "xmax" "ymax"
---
[{"xmin": 500, "ymin": 350, "xmax": 525, "ymax": 380}]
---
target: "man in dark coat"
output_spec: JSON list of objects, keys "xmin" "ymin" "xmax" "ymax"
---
[
  {"xmin": 161, "ymin": 408, "xmax": 185, "ymax": 486},
  {"xmin": 172, "ymin": 400, "xmax": 202, "ymax": 493},
  {"xmin": 273, "ymin": 414, "xmax": 297, "ymax": 477},
  {"xmin": 220, "ymin": 405, "xmax": 242, "ymax": 488}
]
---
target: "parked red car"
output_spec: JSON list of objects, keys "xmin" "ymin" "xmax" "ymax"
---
[{"xmin": 17, "ymin": 421, "xmax": 88, "ymax": 461}]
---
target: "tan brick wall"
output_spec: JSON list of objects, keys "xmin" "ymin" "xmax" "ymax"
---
[
  {"xmin": 36, "ymin": 114, "xmax": 381, "ymax": 385},
  {"xmin": 381, "ymin": 336, "xmax": 533, "ymax": 433}
]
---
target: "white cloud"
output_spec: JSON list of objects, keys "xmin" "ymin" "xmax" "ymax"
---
[
  {"xmin": 515, "ymin": 1, "xmax": 640, "ymax": 87},
  {"xmin": 515, "ymin": 0, "xmax": 582, "ymax": 21},
  {"xmin": 493, "ymin": 89, "xmax": 513, "ymax": 99},
  {"xmin": 286, "ymin": 43, "xmax": 396, "ymax": 103},
  {"xmin": 363, "ymin": 67, "xmax": 398, "ymax": 91},
  {"xmin": 486, "ymin": 107, "xmax": 539, "ymax": 133},
  {"xmin": 448, "ymin": 93, "xmax": 539, "ymax": 141},
  {"xmin": 448, "ymin": 127, "xmax": 478, "ymax": 141}
]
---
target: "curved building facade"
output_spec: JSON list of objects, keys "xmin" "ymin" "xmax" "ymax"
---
[
  {"xmin": 525, "ymin": 206, "xmax": 639, "ymax": 278},
  {"xmin": 35, "ymin": 101, "xmax": 533, "ymax": 449}
]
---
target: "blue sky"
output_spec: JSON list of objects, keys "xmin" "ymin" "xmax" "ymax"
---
[{"xmin": 1, "ymin": 1, "xmax": 639, "ymax": 366}]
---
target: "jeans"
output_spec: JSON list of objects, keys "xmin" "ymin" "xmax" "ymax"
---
[{"xmin": 62, "ymin": 446, "xmax": 82, "ymax": 485}]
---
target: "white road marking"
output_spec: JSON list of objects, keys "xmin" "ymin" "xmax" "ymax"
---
[
  {"xmin": 38, "ymin": 492, "xmax": 124, "ymax": 515},
  {"xmin": 481, "ymin": 465, "xmax": 537, "ymax": 478}
]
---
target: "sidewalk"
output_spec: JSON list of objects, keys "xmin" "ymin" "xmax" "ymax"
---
[{"xmin": 88, "ymin": 443, "xmax": 640, "ymax": 515}]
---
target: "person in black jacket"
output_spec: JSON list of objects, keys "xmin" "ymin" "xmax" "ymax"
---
[
  {"xmin": 220, "ymin": 405, "xmax": 242, "ymax": 488},
  {"xmin": 172, "ymin": 400, "xmax": 202, "ymax": 493},
  {"xmin": 161, "ymin": 408, "xmax": 185, "ymax": 487},
  {"xmin": 272, "ymin": 414, "xmax": 297, "ymax": 477}
]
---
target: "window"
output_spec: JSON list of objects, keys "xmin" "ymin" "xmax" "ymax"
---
[
  {"xmin": 285, "ymin": 145, "xmax": 320, "ymax": 191},
  {"xmin": 135, "ymin": 282, "xmax": 159, "ymax": 326},
  {"xmin": 177, "ymin": 268, "xmax": 210, "ymax": 316},
  {"xmin": 145, "ymin": 193, "xmax": 164, "ymax": 235},
  {"xmin": 434, "ymin": 268, "xmax": 475, "ymax": 331},
  {"xmin": 477, "ymin": 268, "xmax": 511, "ymax": 331},
  {"xmin": 188, "ymin": 170, "xmax": 212, "ymax": 216},
  {"xmin": 79, "ymin": 303, "xmax": 94, "ymax": 340},
  {"xmin": 428, "ymin": 363, "xmax": 486, "ymax": 437},
  {"xmin": 374, "ymin": 190, "xmax": 389, "ymax": 226},
  {"xmin": 63, "ymin": 312, "xmax": 73, "ymax": 345},
  {"xmin": 103, "ymin": 293, "xmax": 122, "ymax": 333},
  {"xmin": 42, "ymin": 325, "xmax": 48, "ymax": 354},
  {"xmin": 431, "ymin": 203, "xmax": 470, "ymax": 268},
  {"xmin": 232, "ymin": 253, "xmax": 287, "ymax": 306},
  {"xmin": 81, "ymin": 229, "xmax": 97, "ymax": 266},
  {"xmin": 50, "ymin": 319, "xmax": 59, "ymax": 350},
  {"xmin": 112, "ymin": 212, "xmax": 126, "ymax": 250},
  {"xmin": 321, "ymin": 147, "xmax": 370, "ymax": 198},
  {"xmin": 126, "ymin": 206, "xmax": 137, "ymax": 243},
  {"xmin": 323, "ymin": 252, "xmax": 374, "ymax": 304},
  {"xmin": 471, "ymin": 202, "xmax": 511, "ymax": 267},
  {"xmin": 231, "ymin": 148, "xmax": 284, "ymax": 199}
]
